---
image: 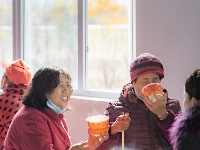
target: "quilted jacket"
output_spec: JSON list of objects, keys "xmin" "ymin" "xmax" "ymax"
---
[{"xmin": 97, "ymin": 83, "xmax": 181, "ymax": 150}]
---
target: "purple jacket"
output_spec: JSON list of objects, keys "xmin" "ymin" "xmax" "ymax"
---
[
  {"xmin": 169, "ymin": 103, "xmax": 200, "ymax": 150},
  {"xmin": 97, "ymin": 83, "xmax": 181, "ymax": 150}
]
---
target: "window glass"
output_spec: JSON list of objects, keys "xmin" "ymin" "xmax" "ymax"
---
[
  {"xmin": 24, "ymin": 0, "xmax": 78, "ymax": 88},
  {"xmin": 87, "ymin": 0, "xmax": 130, "ymax": 92},
  {"xmin": 0, "ymin": 0, "xmax": 13, "ymax": 77}
]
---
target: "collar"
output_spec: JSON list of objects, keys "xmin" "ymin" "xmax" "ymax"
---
[{"xmin": 43, "ymin": 108, "xmax": 64, "ymax": 122}]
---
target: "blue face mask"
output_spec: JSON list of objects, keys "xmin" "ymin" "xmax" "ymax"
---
[{"xmin": 47, "ymin": 99, "xmax": 69, "ymax": 114}]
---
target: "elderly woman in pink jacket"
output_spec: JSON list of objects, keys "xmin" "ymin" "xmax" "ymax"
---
[{"xmin": 4, "ymin": 66, "xmax": 108, "ymax": 150}]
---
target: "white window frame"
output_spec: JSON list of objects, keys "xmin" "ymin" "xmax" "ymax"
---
[{"xmin": 12, "ymin": 0, "xmax": 136, "ymax": 100}]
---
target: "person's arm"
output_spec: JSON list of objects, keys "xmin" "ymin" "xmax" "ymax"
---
[
  {"xmin": 96, "ymin": 105, "xmax": 131, "ymax": 150},
  {"xmin": 95, "ymin": 126, "xmax": 120, "ymax": 150},
  {"xmin": 157, "ymin": 99, "xmax": 181, "ymax": 141},
  {"xmin": 96, "ymin": 104, "xmax": 120, "ymax": 150}
]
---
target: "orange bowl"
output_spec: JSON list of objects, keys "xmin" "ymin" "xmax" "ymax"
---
[
  {"xmin": 88, "ymin": 126, "xmax": 109, "ymax": 134},
  {"xmin": 86, "ymin": 115, "xmax": 109, "ymax": 134},
  {"xmin": 142, "ymin": 83, "xmax": 164, "ymax": 102}
]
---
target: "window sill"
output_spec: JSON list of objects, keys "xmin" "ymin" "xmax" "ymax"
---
[{"xmin": 71, "ymin": 95, "xmax": 116, "ymax": 102}]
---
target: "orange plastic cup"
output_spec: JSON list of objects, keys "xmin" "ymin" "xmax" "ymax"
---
[
  {"xmin": 142, "ymin": 83, "xmax": 164, "ymax": 102},
  {"xmin": 86, "ymin": 115, "xmax": 109, "ymax": 135}
]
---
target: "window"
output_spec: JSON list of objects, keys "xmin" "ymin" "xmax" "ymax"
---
[
  {"xmin": 2, "ymin": 0, "xmax": 135, "ymax": 99},
  {"xmin": 24, "ymin": 0, "xmax": 78, "ymax": 88},
  {"xmin": 0, "ymin": 0, "xmax": 12, "ymax": 77},
  {"xmin": 87, "ymin": 0, "xmax": 132, "ymax": 92}
]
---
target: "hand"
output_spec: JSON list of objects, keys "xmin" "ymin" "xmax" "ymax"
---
[
  {"xmin": 88, "ymin": 133, "xmax": 109, "ymax": 150},
  {"xmin": 143, "ymin": 93, "xmax": 168, "ymax": 119},
  {"xmin": 111, "ymin": 113, "xmax": 131, "ymax": 135},
  {"xmin": 69, "ymin": 141, "xmax": 88, "ymax": 150},
  {"xmin": 69, "ymin": 133, "xmax": 108, "ymax": 150}
]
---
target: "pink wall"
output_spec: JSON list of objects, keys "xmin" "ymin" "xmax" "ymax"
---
[
  {"xmin": 65, "ymin": 0, "xmax": 200, "ymax": 144},
  {"xmin": 136, "ymin": 0, "xmax": 200, "ymax": 107},
  {"xmin": 65, "ymin": 98, "xmax": 108, "ymax": 144}
]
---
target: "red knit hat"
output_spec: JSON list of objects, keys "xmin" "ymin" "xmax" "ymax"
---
[
  {"xmin": 130, "ymin": 53, "xmax": 164, "ymax": 83},
  {"xmin": 1, "ymin": 59, "xmax": 32, "ymax": 85}
]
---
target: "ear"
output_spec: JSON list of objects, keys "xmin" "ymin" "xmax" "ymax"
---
[
  {"xmin": 1, "ymin": 75, "xmax": 8, "ymax": 88},
  {"xmin": 132, "ymin": 80, "xmax": 136, "ymax": 86},
  {"xmin": 191, "ymin": 97, "xmax": 198, "ymax": 106}
]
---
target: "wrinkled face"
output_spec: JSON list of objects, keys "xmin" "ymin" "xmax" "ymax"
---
[
  {"xmin": 183, "ymin": 92, "xmax": 193, "ymax": 111},
  {"xmin": 133, "ymin": 72, "xmax": 161, "ymax": 99},
  {"xmin": 47, "ymin": 74, "xmax": 73, "ymax": 109}
]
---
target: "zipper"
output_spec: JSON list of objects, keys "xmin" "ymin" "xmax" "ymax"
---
[{"xmin": 146, "ymin": 107, "xmax": 155, "ymax": 150}]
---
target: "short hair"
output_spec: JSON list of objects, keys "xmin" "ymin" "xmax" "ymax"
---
[
  {"xmin": 185, "ymin": 69, "xmax": 200, "ymax": 100},
  {"xmin": 22, "ymin": 66, "xmax": 71, "ymax": 110},
  {"xmin": 3, "ymin": 74, "xmax": 15, "ymax": 86}
]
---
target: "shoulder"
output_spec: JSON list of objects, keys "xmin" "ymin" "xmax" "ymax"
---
[
  {"xmin": 167, "ymin": 98, "xmax": 181, "ymax": 108},
  {"xmin": 13, "ymin": 107, "xmax": 50, "ymax": 124},
  {"xmin": 106, "ymin": 101, "xmax": 127, "ymax": 113},
  {"xmin": 121, "ymin": 83, "xmax": 133, "ymax": 98},
  {"xmin": 108, "ymin": 83, "xmax": 133, "ymax": 107},
  {"xmin": 167, "ymin": 98, "xmax": 180, "ymax": 105},
  {"xmin": 163, "ymin": 89, "xmax": 180, "ymax": 107},
  {"xmin": 0, "ymin": 85, "xmax": 26, "ymax": 100},
  {"xmin": 166, "ymin": 98, "xmax": 181, "ymax": 114},
  {"xmin": 181, "ymin": 104, "xmax": 200, "ymax": 132},
  {"xmin": 105, "ymin": 100, "xmax": 129, "ymax": 122},
  {"xmin": 170, "ymin": 104, "xmax": 200, "ymax": 149},
  {"xmin": 10, "ymin": 107, "xmax": 56, "ymax": 135},
  {"xmin": 106, "ymin": 83, "xmax": 132, "ymax": 110},
  {"xmin": 171, "ymin": 109, "xmax": 199, "ymax": 135}
]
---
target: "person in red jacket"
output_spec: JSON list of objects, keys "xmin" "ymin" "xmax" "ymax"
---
[
  {"xmin": 97, "ymin": 53, "xmax": 181, "ymax": 150},
  {"xmin": 4, "ymin": 66, "xmax": 108, "ymax": 150},
  {"xmin": 0, "ymin": 59, "xmax": 32, "ymax": 150}
]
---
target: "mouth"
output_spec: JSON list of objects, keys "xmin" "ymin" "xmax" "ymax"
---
[{"xmin": 61, "ymin": 97, "xmax": 68, "ymax": 101}]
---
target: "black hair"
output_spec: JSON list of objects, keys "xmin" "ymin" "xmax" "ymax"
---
[
  {"xmin": 22, "ymin": 66, "xmax": 71, "ymax": 110},
  {"xmin": 185, "ymin": 69, "xmax": 200, "ymax": 100}
]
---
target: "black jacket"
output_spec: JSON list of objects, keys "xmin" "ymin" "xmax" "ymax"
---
[{"xmin": 170, "ymin": 103, "xmax": 200, "ymax": 150}]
